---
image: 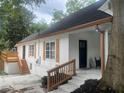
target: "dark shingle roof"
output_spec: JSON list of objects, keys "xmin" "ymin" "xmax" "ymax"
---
[{"xmin": 20, "ymin": 0, "xmax": 111, "ymax": 43}]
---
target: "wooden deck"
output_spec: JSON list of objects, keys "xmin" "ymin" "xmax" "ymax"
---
[{"xmin": 0, "ymin": 51, "xmax": 30, "ymax": 74}]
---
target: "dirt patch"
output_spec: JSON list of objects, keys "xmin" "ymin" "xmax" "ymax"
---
[
  {"xmin": 71, "ymin": 79, "xmax": 115, "ymax": 93},
  {"xmin": 0, "ymin": 87, "xmax": 34, "ymax": 93},
  {"xmin": 0, "ymin": 88, "xmax": 11, "ymax": 93}
]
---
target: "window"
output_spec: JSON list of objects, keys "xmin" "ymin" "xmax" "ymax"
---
[
  {"xmin": 45, "ymin": 42, "xmax": 55, "ymax": 59},
  {"xmin": 29, "ymin": 45, "xmax": 34, "ymax": 57}
]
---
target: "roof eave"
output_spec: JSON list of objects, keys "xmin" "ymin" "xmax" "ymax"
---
[{"xmin": 16, "ymin": 16, "xmax": 113, "ymax": 45}]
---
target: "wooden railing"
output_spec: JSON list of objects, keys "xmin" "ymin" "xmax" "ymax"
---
[
  {"xmin": 47, "ymin": 59, "xmax": 76, "ymax": 91},
  {"xmin": 0, "ymin": 51, "xmax": 18, "ymax": 62},
  {"xmin": 0, "ymin": 52, "xmax": 7, "ymax": 61},
  {"xmin": 0, "ymin": 51, "xmax": 4, "ymax": 71}
]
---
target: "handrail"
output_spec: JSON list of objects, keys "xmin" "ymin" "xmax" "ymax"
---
[
  {"xmin": 0, "ymin": 51, "xmax": 18, "ymax": 62},
  {"xmin": 1, "ymin": 52, "xmax": 7, "ymax": 61},
  {"xmin": 47, "ymin": 59, "xmax": 76, "ymax": 91}
]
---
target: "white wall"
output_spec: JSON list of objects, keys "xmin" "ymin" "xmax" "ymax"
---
[
  {"xmin": 32, "ymin": 34, "xmax": 69, "ymax": 76},
  {"xmin": 16, "ymin": 29, "xmax": 109, "ymax": 76},
  {"xmin": 17, "ymin": 46, "xmax": 22, "ymax": 59},
  {"xmin": 17, "ymin": 34, "xmax": 70, "ymax": 76},
  {"xmin": 59, "ymin": 34, "xmax": 69, "ymax": 64},
  {"xmin": 4, "ymin": 62, "xmax": 20, "ymax": 74},
  {"xmin": 69, "ymin": 31, "xmax": 100, "ymax": 69}
]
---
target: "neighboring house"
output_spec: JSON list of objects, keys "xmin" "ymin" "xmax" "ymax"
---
[{"xmin": 15, "ymin": 0, "xmax": 113, "ymax": 77}]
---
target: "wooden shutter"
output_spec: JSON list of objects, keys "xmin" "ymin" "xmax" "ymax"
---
[
  {"xmin": 56, "ymin": 39, "xmax": 60, "ymax": 63},
  {"xmin": 43, "ymin": 41, "xmax": 45, "ymax": 61},
  {"xmin": 34, "ymin": 43, "xmax": 36, "ymax": 58},
  {"xmin": 28, "ymin": 46, "xmax": 30, "ymax": 57}
]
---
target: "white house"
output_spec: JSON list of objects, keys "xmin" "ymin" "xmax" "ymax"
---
[{"xmin": 15, "ymin": 0, "xmax": 113, "ymax": 77}]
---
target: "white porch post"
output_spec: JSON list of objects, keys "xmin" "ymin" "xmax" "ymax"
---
[
  {"xmin": 104, "ymin": 31, "xmax": 109, "ymax": 67},
  {"xmin": 100, "ymin": 32, "xmax": 105, "ymax": 75}
]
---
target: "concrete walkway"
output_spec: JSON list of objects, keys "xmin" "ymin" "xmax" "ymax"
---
[
  {"xmin": 49, "ymin": 69, "xmax": 101, "ymax": 93},
  {"xmin": 0, "ymin": 69, "xmax": 101, "ymax": 93},
  {"xmin": 0, "ymin": 74, "xmax": 41, "ymax": 89}
]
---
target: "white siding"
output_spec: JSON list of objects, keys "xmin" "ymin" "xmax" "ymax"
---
[
  {"xmin": 4, "ymin": 62, "xmax": 20, "ymax": 74},
  {"xmin": 17, "ymin": 46, "xmax": 22, "ymax": 59},
  {"xmin": 16, "ymin": 34, "xmax": 70, "ymax": 76},
  {"xmin": 59, "ymin": 34, "xmax": 69, "ymax": 64},
  {"xmin": 17, "ymin": 30, "xmax": 110, "ymax": 76}
]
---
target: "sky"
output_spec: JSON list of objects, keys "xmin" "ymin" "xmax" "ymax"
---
[
  {"xmin": 29, "ymin": 0, "xmax": 98, "ymax": 24},
  {"xmin": 28, "ymin": 0, "xmax": 67, "ymax": 24}
]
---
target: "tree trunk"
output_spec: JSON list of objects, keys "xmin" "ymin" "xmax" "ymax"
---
[{"xmin": 102, "ymin": 0, "xmax": 124, "ymax": 92}]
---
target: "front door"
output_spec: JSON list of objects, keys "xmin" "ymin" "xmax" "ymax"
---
[
  {"xmin": 22, "ymin": 46, "xmax": 26, "ymax": 59},
  {"xmin": 79, "ymin": 40, "xmax": 87, "ymax": 68}
]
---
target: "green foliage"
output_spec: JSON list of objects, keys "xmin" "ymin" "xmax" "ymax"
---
[
  {"xmin": 66, "ymin": 0, "xmax": 96, "ymax": 14},
  {"xmin": 0, "ymin": 30, "xmax": 9, "ymax": 51},
  {"xmin": 0, "ymin": 0, "xmax": 45, "ymax": 50},
  {"xmin": 0, "ymin": 0, "xmax": 45, "ymax": 6},
  {"xmin": 66, "ymin": 0, "xmax": 83, "ymax": 14},
  {"xmin": 30, "ymin": 22, "xmax": 48, "ymax": 33},
  {"xmin": 0, "ymin": 3, "xmax": 34, "ymax": 49},
  {"xmin": 51, "ymin": 9, "xmax": 65, "ymax": 23},
  {"xmin": 41, "ymin": 76, "xmax": 47, "ymax": 88},
  {"xmin": 51, "ymin": 0, "xmax": 96, "ymax": 23},
  {"xmin": 0, "ymin": 71, "xmax": 8, "ymax": 75},
  {"xmin": 0, "ymin": 38, "xmax": 9, "ymax": 51}
]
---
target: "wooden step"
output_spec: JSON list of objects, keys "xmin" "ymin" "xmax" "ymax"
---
[{"xmin": 18, "ymin": 59, "xmax": 30, "ymax": 74}]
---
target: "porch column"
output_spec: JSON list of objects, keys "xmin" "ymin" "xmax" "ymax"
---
[
  {"xmin": 104, "ymin": 31, "xmax": 109, "ymax": 67},
  {"xmin": 56, "ymin": 39, "xmax": 60, "ymax": 63},
  {"xmin": 100, "ymin": 32, "xmax": 105, "ymax": 75}
]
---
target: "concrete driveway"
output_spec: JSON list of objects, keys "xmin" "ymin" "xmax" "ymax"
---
[{"xmin": 0, "ymin": 74, "xmax": 46, "ymax": 93}]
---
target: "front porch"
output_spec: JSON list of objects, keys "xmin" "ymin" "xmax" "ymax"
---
[
  {"xmin": 68, "ymin": 25, "xmax": 110, "ymax": 73},
  {"xmin": 69, "ymin": 29, "xmax": 100, "ymax": 69}
]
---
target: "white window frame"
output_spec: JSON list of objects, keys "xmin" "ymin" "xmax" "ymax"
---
[
  {"xmin": 29, "ymin": 45, "xmax": 35, "ymax": 57},
  {"xmin": 45, "ymin": 41, "xmax": 56, "ymax": 60}
]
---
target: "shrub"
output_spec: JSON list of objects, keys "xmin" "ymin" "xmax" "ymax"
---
[
  {"xmin": 41, "ymin": 76, "xmax": 47, "ymax": 88},
  {"xmin": 0, "ymin": 71, "xmax": 8, "ymax": 75}
]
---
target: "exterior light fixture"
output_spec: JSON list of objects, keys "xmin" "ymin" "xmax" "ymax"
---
[{"xmin": 96, "ymin": 25, "xmax": 104, "ymax": 33}]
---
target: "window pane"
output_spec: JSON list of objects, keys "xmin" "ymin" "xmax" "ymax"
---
[
  {"xmin": 46, "ymin": 51, "xmax": 49, "ymax": 58},
  {"xmin": 51, "ymin": 42, "xmax": 55, "ymax": 50},
  {"xmin": 46, "ymin": 54, "xmax": 49, "ymax": 58},
  {"xmin": 46, "ymin": 51, "xmax": 49, "ymax": 55},
  {"xmin": 51, "ymin": 51, "xmax": 55, "ymax": 59},
  {"xmin": 45, "ymin": 42, "xmax": 55, "ymax": 59},
  {"xmin": 46, "ymin": 43, "xmax": 49, "ymax": 50},
  {"xmin": 29, "ymin": 45, "xmax": 34, "ymax": 56},
  {"xmin": 32, "ymin": 45, "xmax": 34, "ymax": 56}
]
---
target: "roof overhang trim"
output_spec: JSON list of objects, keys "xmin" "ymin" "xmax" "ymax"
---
[{"xmin": 16, "ymin": 16, "xmax": 113, "ymax": 46}]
